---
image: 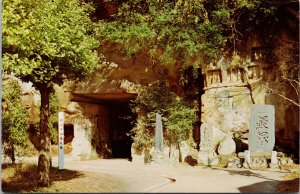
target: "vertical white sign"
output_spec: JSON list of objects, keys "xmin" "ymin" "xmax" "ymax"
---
[{"xmin": 58, "ymin": 112, "xmax": 64, "ymax": 170}]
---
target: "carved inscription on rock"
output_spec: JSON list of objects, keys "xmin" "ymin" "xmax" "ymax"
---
[
  {"xmin": 200, "ymin": 122, "xmax": 214, "ymax": 151},
  {"xmin": 249, "ymin": 104, "xmax": 275, "ymax": 152},
  {"xmin": 255, "ymin": 114, "xmax": 269, "ymax": 146}
]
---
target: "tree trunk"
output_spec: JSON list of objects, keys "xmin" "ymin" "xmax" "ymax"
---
[
  {"xmin": 11, "ymin": 143, "xmax": 15, "ymax": 164},
  {"xmin": 178, "ymin": 143, "xmax": 182, "ymax": 162},
  {"xmin": 37, "ymin": 86, "xmax": 51, "ymax": 187}
]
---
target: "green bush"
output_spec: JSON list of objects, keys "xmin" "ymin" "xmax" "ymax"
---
[{"xmin": 130, "ymin": 78, "xmax": 198, "ymax": 150}]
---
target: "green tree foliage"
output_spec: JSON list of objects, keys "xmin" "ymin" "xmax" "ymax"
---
[
  {"xmin": 131, "ymin": 78, "xmax": 197, "ymax": 150},
  {"xmin": 165, "ymin": 100, "xmax": 197, "ymax": 146},
  {"xmin": 135, "ymin": 79, "xmax": 176, "ymax": 114},
  {"xmin": 3, "ymin": 0, "xmax": 101, "ymax": 85},
  {"xmin": 2, "ymin": 0, "xmax": 102, "ymax": 186},
  {"xmin": 97, "ymin": 0, "xmax": 280, "ymax": 68},
  {"xmin": 2, "ymin": 79, "xmax": 29, "ymax": 164}
]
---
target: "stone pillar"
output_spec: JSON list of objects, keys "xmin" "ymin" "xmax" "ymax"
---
[
  {"xmin": 270, "ymin": 151, "xmax": 278, "ymax": 168},
  {"xmin": 198, "ymin": 123, "xmax": 219, "ymax": 166},
  {"xmin": 243, "ymin": 150, "xmax": 251, "ymax": 168},
  {"xmin": 151, "ymin": 113, "xmax": 169, "ymax": 164}
]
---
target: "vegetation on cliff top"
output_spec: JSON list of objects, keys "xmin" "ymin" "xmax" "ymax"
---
[{"xmin": 97, "ymin": 0, "xmax": 280, "ymax": 69}]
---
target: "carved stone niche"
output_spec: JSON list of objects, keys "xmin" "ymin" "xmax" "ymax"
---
[
  {"xmin": 247, "ymin": 64, "xmax": 260, "ymax": 79},
  {"xmin": 206, "ymin": 69, "xmax": 222, "ymax": 86},
  {"xmin": 227, "ymin": 68, "xmax": 245, "ymax": 83}
]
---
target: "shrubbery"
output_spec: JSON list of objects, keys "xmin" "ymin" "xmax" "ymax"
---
[{"xmin": 130, "ymin": 78, "xmax": 198, "ymax": 151}]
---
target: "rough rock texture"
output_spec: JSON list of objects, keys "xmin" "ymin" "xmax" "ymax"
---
[
  {"xmin": 184, "ymin": 155, "xmax": 198, "ymax": 166},
  {"xmin": 217, "ymin": 137, "xmax": 236, "ymax": 155},
  {"xmin": 227, "ymin": 157, "xmax": 242, "ymax": 168},
  {"xmin": 198, "ymin": 151, "xmax": 219, "ymax": 166},
  {"xmin": 19, "ymin": 81, "xmax": 41, "ymax": 124},
  {"xmin": 201, "ymin": 77, "xmax": 265, "ymax": 141},
  {"xmin": 168, "ymin": 145, "xmax": 180, "ymax": 163},
  {"xmin": 249, "ymin": 157, "xmax": 268, "ymax": 169},
  {"xmin": 198, "ymin": 122, "xmax": 226, "ymax": 165},
  {"xmin": 69, "ymin": 103, "xmax": 99, "ymax": 160},
  {"xmin": 180, "ymin": 141, "xmax": 199, "ymax": 162}
]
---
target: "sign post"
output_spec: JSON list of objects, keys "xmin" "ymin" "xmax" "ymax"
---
[{"xmin": 58, "ymin": 112, "xmax": 64, "ymax": 170}]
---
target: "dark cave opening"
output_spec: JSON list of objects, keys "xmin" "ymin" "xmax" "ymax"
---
[{"xmin": 107, "ymin": 101, "xmax": 137, "ymax": 160}]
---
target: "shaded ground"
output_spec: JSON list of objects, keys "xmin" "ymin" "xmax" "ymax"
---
[
  {"xmin": 276, "ymin": 178, "xmax": 299, "ymax": 193},
  {"xmin": 2, "ymin": 157, "xmax": 299, "ymax": 193},
  {"xmin": 1, "ymin": 163, "xmax": 127, "ymax": 193}
]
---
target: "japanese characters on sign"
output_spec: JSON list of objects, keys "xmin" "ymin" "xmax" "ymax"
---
[
  {"xmin": 255, "ymin": 114, "xmax": 269, "ymax": 146},
  {"xmin": 249, "ymin": 104, "xmax": 275, "ymax": 152},
  {"xmin": 58, "ymin": 112, "xmax": 64, "ymax": 170}
]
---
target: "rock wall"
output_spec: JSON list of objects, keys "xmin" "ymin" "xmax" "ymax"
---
[
  {"xmin": 200, "ymin": 57, "xmax": 298, "ymax": 163},
  {"xmin": 201, "ymin": 63, "xmax": 266, "ymax": 136}
]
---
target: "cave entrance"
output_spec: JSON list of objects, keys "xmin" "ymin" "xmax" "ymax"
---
[
  {"xmin": 71, "ymin": 92, "xmax": 137, "ymax": 160},
  {"xmin": 107, "ymin": 101, "xmax": 137, "ymax": 159}
]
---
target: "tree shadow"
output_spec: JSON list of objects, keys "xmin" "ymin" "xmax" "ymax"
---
[
  {"xmin": 238, "ymin": 178, "xmax": 299, "ymax": 193},
  {"xmin": 2, "ymin": 163, "xmax": 85, "ymax": 193},
  {"xmin": 208, "ymin": 167, "xmax": 299, "ymax": 192},
  {"xmin": 276, "ymin": 178, "xmax": 299, "ymax": 193},
  {"xmin": 238, "ymin": 180, "xmax": 280, "ymax": 193},
  {"xmin": 209, "ymin": 167, "xmax": 282, "ymax": 181}
]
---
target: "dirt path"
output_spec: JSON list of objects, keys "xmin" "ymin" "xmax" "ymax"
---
[{"xmin": 44, "ymin": 157, "xmax": 290, "ymax": 193}]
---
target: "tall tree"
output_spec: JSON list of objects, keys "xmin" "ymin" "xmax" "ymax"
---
[{"xmin": 2, "ymin": 0, "xmax": 102, "ymax": 186}]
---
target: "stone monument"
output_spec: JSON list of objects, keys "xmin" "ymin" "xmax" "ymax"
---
[
  {"xmin": 249, "ymin": 104, "xmax": 275, "ymax": 152},
  {"xmin": 198, "ymin": 122, "xmax": 219, "ymax": 165},
  {"xmin": 245, "ymin": 104, "xmax": 276, "ymax": 168},
  {"xmin": 151, "ymin": 113, "xmax": 168, "ymax": 164}
]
